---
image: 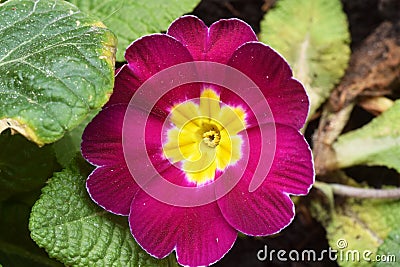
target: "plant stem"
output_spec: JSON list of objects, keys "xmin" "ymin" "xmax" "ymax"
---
[
  {"xmin": 313, "ymin": 103, "xmax": 354, "ymax": 175},
  {"xmin": 329, "ymin": 183, "xmax": 400, "ymax": 199}
]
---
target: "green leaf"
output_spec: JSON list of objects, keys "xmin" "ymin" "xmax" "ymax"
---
[
  {"xmin": 0, "ymin": 131, "xmax": 57, "ymax": 201},
  {"xmin": 324, "ymin": 198, "xmax": 400, "ymax": 267},
  {"xmin": 333, "ymin": 100, "xmax": 400, "ymax": 172},
  {"xmin": 67, "ymin": 0, "xmax": 201, "ymax": 61},
  {"xmin": 29, "ymin": 157, "xmax": 180, "ymax": 267},
  {"xmin": 53, "ymin": 109, "xmax": 99, "ymax": 167},
  {"xmin": 375, "ymin": 229, "xmax": 400, "ymax": 267},
  {"xmin": 0, "ymin": 0, "xmax": 116, "ymax": 145},
  {"xmin": 260, "ymin": 0, "xmax": 350, "ymax": 118}
]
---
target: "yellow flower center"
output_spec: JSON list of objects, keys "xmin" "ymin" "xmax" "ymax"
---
[
  {"xmin": 202, "ymin": 129, "xmax": 220, "ymax": 148},
  {"xmin": 163, "ymin": 89, "xmax": 246, "ymax": 185}
]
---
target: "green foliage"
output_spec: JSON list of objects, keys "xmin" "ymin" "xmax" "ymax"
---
[
  {"xmin": 0, "ymin": 0, "xmax": 116, "ymax": 145},
  {"xmin": 260, "ymin": 0, "xmax": 350, "ymax": 118},
  {"xmin": 0, "ymin": 131, "xmax": 57, "ymax": 201},
  {"xmin": 67, "ymin": 0, "xmax": 202, "ymax": 61},
  {"xmin": 334, "ymin": 100, "xmax": 400, "ymax": 172},
  {"xmin": 29, "ymin": 158, "xmax": 180, "ymax": 267},
  {"xmin": 375, "ymin": 229, "xmax": 400, "ymax": 267},
  {"xmin": 53, "ymin": 109, "xmax": 99, "ymax": 167},
  {"xmin": 320, "ymin": 198, "xmax": 400, "ymax": 267}
]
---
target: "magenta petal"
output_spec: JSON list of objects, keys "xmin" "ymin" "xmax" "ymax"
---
[
  {"xmin": 207, "ymin": 18, "xmax": 257, "ymax": 63},
  {"xmin": 168, "ymin": 16, "xmax": 257, "ymax": 63},
  {"xmin": 106, "ymin": 65, "xmax": 142, "ymax": 107},
  {"xmin": 218, "ymin": 184, "xmax": 295, "ymax": 236},
  {"xmin": 175, "ymin": 207, "xmax": 237, "ymax": 267},
  {"xmin": 109, "ymin": 68, "xmax": 202, "ymax": 117},
  {"xmin": 143, "ymin": 112, "xmax": 206, "ymax": 188},
  {"xmin": 108, "ymin": 34, "xmax": 195, "ymax": 108},
  {"xmin": 87, "ymin": 164, "xmax": 138, "ymax": 216},
  {"xmin": 167, "ymin": 15, "xmax": 208, "ymax": 61},
  {"xmin": 129, "ymin": 191, "xmax": 237, "ymax": 266},
  {"xmin": 122, "ymin": 104, "xmax": 195, "ymax": 189},
  {"xmin": 110, "ymin": 33, "xmax": 203, "ymax": 113},
  {"xmin": 228, "ymin": 42, "xmax": 309, "ymax": 130},
  {"xmin": 147, "ymin": 151, "xmax": 196, "ymax": 188},
  {"xmin": 217, "ymin": 124, "xmax": 313, "ymax": 235},
  {"xmin": 267, "ymin": 124, "xmax": 314, "ymax": 195},
  {"xmin": 81, "ymin": 105, "xmax": 126, "ymax": 166},
  {"xmin": 125, "ymin": 34, "xmax": 194, "ymax": 81}
]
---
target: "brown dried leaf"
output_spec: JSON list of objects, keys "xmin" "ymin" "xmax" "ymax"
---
[
  {"xmin": 313, "ymin": 21, "xmax": 400, "ymax": 175},
  {"xmin": 329, "ymin": 21, "xmax": 400, "ymax": 112}
]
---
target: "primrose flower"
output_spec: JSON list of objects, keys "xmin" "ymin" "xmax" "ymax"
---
[{"xmin": 82, "ymin": 15, "xmax": 314, "ymax": 267}]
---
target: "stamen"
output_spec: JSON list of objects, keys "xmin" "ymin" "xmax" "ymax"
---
[{"xmin": 203, "ymin": 130, "xmax": 220, "ymax": 148}]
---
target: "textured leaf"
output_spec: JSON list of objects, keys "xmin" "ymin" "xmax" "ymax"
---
[
  {"xmin": 0, "ymin": 0, "xmax": 116, "ymax": 145},
  {"xmin": 29, "ymin": 158, "xmax": 180, "ymax": 267},
  {"xmin": 324, "ymin": 198, "xmax": 400, "ymax": 267},
  {"xmin": 260, "ymin": 0, "xmax": 350, "ymax": 118},
  {"xmin": 53, "ymin": 109, "xmax": 99, "ymax": 167},
  {"xmin": 0, "ymin": 131, "xmax": 57, "ymax": 201},
  {"xmin": 375, "ymin": 229, "xmax": 400, "ymax": 267},
  {"xmin": 333, "ymin": 100, "xmax": 400, "ymax": 172},
  {"xmin": 67, "ymin": 0, "xmax": 201, "ymax": 61}
]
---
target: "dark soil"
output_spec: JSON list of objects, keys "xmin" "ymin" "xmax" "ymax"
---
[
  {"xmin": 190, "ymin": 0, "xmax": 399, "ymax": 266},
  {"xmin": 192, "ymin": 0, "xmax": 266, "ymax": 33}
]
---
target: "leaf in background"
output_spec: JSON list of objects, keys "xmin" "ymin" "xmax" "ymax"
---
[
  {"xmin": 375, "ymin": 229, "xmax": 400, "ymax": 267},
  {"xmin": 260, "ymin": 0, "xmax": 350, "ymax": 118},
  {"xmin": 0, "ymin": 0, "xmax": 116, "ymax": 146},
  {"xmin": 53, "ymin": 109, "xmax": 99, "ymax": 167},
  {"xmin": 67, "ymin": 0, "xmax": 201, "ymax": 61},
  {"xmin": 0, "ymin": 131, "xmax": 57, "ymax": 201},
  {"xmin": 323, "ymin": 198, "xmax": 400, "ymax": 267},
  {"xmin": 0, "ymin": 199, "xmax": 63, "ymax": 267},
  {"xmin": 333, "ymin": 100, "xmax": 400, "ymax": 172},
  {"xmin": 29, "ymin": 157, "xmax": 180, "ymax": 267}
]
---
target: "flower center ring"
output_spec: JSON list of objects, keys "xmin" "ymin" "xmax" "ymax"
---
[{"xmin": 122, "ymin": 61, "xmax": 276, "ymax": 207}]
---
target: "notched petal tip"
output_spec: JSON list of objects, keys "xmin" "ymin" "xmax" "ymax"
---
[
  {"xmin": 209, "ymin": 17, "xmax": 258, "ymax": 41},
  {"xmin": 167, "ymin": 15, "xmax": 208, "ymax": 35},
  {"xmin": 129, "ymin": 191, "xmax": 237, "ymax": 267},
  {"xmin": 168, "ymin": 14, "xmax": 258, "ymax": 64},
  {"xmin": 124, "ymin": 34, "xmax": 193, "ymax": 80}
]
